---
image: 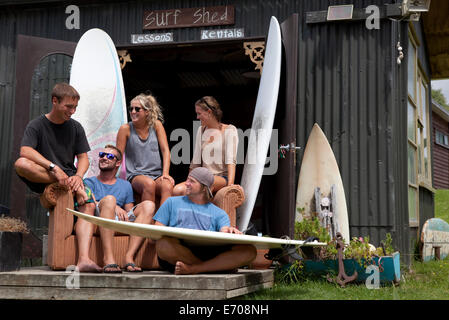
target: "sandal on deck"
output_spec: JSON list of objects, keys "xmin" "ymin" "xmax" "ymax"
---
[
  {"xmin": 103, "ymin": 263, "xmax": 122, "ymax": 273},
  {"xmin": 124, "ymin": 263, "xmax": 143, "ymax": 272}
]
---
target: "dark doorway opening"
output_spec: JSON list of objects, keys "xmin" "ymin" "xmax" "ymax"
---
[
  {"xmin": 120, "ymin": 39, "xmax": 276, "ymax": 235},
  {"xmin": 120, "ymin": 40, "xmax": 261, "ymax": 190}
]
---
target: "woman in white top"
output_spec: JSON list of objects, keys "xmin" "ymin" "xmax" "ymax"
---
[{"xmin": 173, "ymin": 96, "xmax": 238, "ymax": 196}]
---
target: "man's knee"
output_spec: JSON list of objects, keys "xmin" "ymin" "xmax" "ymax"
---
[
  {"xmin": 14, "ymin": 157, "xmax": 32, "ymax": 176},
  {"xmin": 234, "ymin": 244, "xmax": 257, "ymax": 261},
  {"xmin": 135, "ymin": 200, "xmax": 155, "ymax": 219},
  {"xmin": 99, "ymin": 195, "xmax": 116, "ymax": 207},
  {"xmin": 99, "ymin": 195, "xmax": 116, "ymax": 216},
  {"xmin": 156, "ymin": 237, "xmax": 178, "ymax": 255},
  {"xmin": 140, "ymin": 200, "xmax": 156, "ymax": 213}
]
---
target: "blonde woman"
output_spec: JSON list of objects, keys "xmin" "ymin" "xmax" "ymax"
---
[
  {"xmin": 116, "ymin": 93, "xmax": 173, "ymax": 205},
  {"xmin": 173, "ymin": 96, "xmax": 238, "ymax": 196}
]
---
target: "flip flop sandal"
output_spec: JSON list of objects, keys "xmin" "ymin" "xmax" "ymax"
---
[
  {"xmin": 103, "ymin": 263, "xmax": 122, "ymax": 273},
  {"xmin": 124, "ymin": 263, "xmax": 143, "ymax": 272}
]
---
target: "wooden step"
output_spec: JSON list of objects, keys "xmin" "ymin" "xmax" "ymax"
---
[{"xmin": 0, "ymin": 267, "xmax": 273, "ymax": 300}]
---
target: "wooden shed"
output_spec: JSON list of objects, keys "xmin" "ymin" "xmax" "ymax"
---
[
  {"xmin": 0, "ymin": 0, "xmax": 448, "ymax": 265},
  {"xmin": 432, "ymin": 99, "xmax": 449, "ymax": 189}
]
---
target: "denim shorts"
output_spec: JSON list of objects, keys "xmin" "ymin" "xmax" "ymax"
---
[{"xmin": 94, "ymin": 203, "xmax": 137, "ymax": 222}]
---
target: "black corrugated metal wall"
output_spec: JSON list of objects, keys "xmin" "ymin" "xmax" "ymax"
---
[
  {"xmin": 294, "ymin": 0, "xmax": 409, "ymax": 254},
  {"xmin": 0, "ymin": 8, "xmax": 16, "ymax": 209},
  {"xmin": 0, "ymin": 0, "xmax": 433, "ymax": 260}
]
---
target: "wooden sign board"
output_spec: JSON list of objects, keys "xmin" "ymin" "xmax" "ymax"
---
[{"xmin": 143, "ymin": 5, "xmax": 234, "ymax": 30}]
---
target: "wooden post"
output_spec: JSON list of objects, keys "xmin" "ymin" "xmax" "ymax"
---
[{"xmin": 434, "ymin": 246, "xmax": 441, "ymax": 260}]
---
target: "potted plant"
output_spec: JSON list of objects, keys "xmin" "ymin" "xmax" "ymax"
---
[
  {"xmin": 0, "ymin": 215, "xmax": 29, "ymax": 272},
  {"xmin": 294, "ymin": 217, "xmax": 401, "ymax": 284}
]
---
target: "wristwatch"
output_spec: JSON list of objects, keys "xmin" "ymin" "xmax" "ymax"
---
[{"xmin": 48, "ymin": 162, "xmax": 56, "ymax": 171}]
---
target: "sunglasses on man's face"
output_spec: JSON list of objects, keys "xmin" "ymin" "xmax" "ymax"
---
[
  {"xmin": 128, "ymin": 106, "xmax": 142, "ymax": 113},
  {"xmin": 99, "ymin": 152, "xmax": 117, "ymax": 160}
]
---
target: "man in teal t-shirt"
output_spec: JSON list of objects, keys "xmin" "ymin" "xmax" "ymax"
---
[
  {"xmin": 154, "ymin": 167, "xmax": 256, "ymax": 275},
  {"xmin": 79, "ymin": 145, "xmax": 154, "ymax": 273}
]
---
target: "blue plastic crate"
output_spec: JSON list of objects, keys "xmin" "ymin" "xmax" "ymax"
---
[{"xmin": 303, "ymin": 252, "xmax": 401, "ymax": 283}]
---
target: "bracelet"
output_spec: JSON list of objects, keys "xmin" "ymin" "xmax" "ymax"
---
[{"xmin": 75, "ymin": 174, "xmax": 84, "ymax": 179}]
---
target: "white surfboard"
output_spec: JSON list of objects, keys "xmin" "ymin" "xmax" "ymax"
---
[
  {"xmin": 295, "ymin": 124, "xmax": 350, "ymax": 242},
  {"xmin": 237, "ymin": 17, "xmax": 282, "ymax": 232},
  {"xmin": 67, "ymin": 209, "xmax": 326, "ymax": 250},
  {"xmin": 421, "ymin": 218, "xmax": 449, "ymax": 262},
  {"xmin": 70, "ymin": 28, "xmax": 127, "ymax": 178}
]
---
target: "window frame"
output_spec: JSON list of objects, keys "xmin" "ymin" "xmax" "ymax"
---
[
  {"xmin": 407, "ymin": 26, "xmax": 433, "ymax": 227},
  {"xmin": 435, "ymin": 130, "xmax": 449, "ymax": 149}
]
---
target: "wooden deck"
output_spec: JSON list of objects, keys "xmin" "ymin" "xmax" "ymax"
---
[{"xmin": 0, "ymin": 267, "xmax": 274, "ymax": 300}]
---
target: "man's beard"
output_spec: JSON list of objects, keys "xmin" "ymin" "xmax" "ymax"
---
[{"xmin": 99, "ymin": 164, "xmax": 115, "ymax": 172}]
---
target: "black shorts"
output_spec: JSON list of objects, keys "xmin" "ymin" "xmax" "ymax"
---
[
  {"xmin": 17, "ymin": 172, "xmax": 48, "ymax": 194},
  {"xmin": 157, "ymin": 241, "xmax": 233, "ymax": 273}
]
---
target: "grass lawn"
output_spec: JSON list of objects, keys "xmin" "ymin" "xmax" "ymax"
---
[
  {"xmin": 435, "ymin": 189, "xmax": 449, "ymax": 223},
  {"xmin": 241, "ymin": 258, "xmax": 449, "ymax": 300},
  {"xmin": 241, "ymin": 189, "xmax": 449, "ymax": 300}
]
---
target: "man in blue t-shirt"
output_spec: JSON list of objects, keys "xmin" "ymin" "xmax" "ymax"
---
[
  {"xmin": 154, "ymin": 167, "xmax": 256, "ymax": 275},
  {"xmin": 80, "ymin": 145, "xmax": 155, "ymax": 273}
]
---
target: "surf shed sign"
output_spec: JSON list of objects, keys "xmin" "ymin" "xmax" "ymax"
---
[{"xmin": 143, "ymin": 5, "xmax": 234, "ymax": 30}]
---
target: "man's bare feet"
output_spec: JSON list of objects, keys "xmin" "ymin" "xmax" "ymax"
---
[
  {"xmin": 174, "ymin": 261, "xmax": 197, "ymax": 275},
  {"xmin": 77, "ymin": 258, "xmax": 102, "ymax": 273},
  {"xmin": 174, "ymin": 261, "xmax": 239, "ymax": 275}
]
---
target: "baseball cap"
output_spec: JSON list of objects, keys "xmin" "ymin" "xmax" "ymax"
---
[{"xmin": 189, "ymin": 167, "xmax": 214, "ymax": 198}]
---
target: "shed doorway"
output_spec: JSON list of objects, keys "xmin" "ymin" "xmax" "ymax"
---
[{"xmin": 120, "ymin": 40, "xmax": 262, "ymax": 207}]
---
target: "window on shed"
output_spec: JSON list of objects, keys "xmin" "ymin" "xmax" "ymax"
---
[
  {"xmin": 407, "ymin": 26, "xmax": 433, "ymax": 227},
  {"xmin": 417, "ymin": 71, "xmax": 431, "ymax": 186}
]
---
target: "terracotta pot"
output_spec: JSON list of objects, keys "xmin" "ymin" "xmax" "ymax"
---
[
  {"xmin": 0, "ymin": 232, "xmax": 22, "ymax": 272},
  {"xmin": 249, "ymin": 249, "xmax": 272, "ymax": 269}
]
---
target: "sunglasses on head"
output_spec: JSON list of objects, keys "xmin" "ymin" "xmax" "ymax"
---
[
  {"xmin": 128, "ymin": 106, "xmax": 142, "ymax": 113},
  {"xmin": 99, "ymin": 152, "xmax": 117, "ymax": 160}
]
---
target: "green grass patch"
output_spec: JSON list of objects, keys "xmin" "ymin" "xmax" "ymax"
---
[
  {"xmin": 435, "ymin": 189, "xmax": 449, "ymax": 223},
  {"xmin": 241, "ymin": 258, "xmax": 449, "ymax": 300}
]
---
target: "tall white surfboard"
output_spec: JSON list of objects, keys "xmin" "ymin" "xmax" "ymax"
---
[
  {"xmin": 67, "ymin": 208, "xmax": 327, "ymax": 250},
  {"xmin": 295, "ymin": 124, "xmax": 350, "ymax": 243},
  {"xmin": 237, "ymin": 17, "xmax": 282, "ymax": 232},
  {"xmin": 70, "ymin": 28, "xmax": 127, "ymax": 178}
]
